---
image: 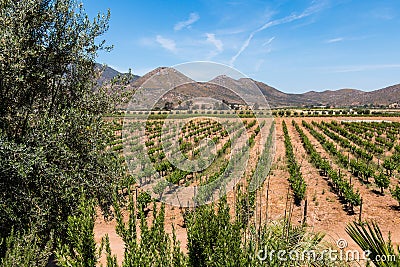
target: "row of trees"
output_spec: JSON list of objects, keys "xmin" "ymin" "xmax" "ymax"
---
[{"xmin": 273, "ymin": 109, "xmax": 372, "ymax": 117}]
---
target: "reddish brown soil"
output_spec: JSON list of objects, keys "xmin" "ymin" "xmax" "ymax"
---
[{"xmin": 94, "ymin": 116, "xmax": 400, "ymax": 266}]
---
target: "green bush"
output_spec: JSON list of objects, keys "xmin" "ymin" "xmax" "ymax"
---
[
  {"xmin": 0, "ymin": 228, "xmax": 53, "ymax": 267},
  {"xmin": 56, "ymin": 196, "xmax": 99, "ymax": 266},
  {"xmin": 0, "ymin": 0, "xmax": 127, "ymax": 260}
]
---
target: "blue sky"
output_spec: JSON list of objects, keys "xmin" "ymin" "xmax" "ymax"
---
[{"xmin": 83, "ymin": 0, "xmax": 400, "ymax": 93}]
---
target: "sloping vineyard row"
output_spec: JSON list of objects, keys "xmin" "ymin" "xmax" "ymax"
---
[
  {"xmin": 342, "ymin": 122, "xmax": 396, "ymax": 150},
  {"xmin": 303, "ymin": 121, "xmax": 376, "ymax": 187},
  {"xmin": 315, "ymin": 121, "xmax": 373, "ymax": 162},
  {"xmin": 324, "ymin": 121, "xmax": 384, "ymax": 155},
  {"xmin": 282, "ymin": 121, "xmax": 306, "ymax": 205},
  {"xmin": 292, "ymin": 120, "xmax": 361, "ymax": 212},
  {"xmin": 306, "ymin": 120, "xmax": 400, "ymax": 204}
]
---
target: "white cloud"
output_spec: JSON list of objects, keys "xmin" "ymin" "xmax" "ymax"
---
[
  {"xmin": 174, "ymin": 12, "xmax": 200, "ymax": 31},
  {"xmin": 206, "ymin": 33, "xmax": 223, "ymax": 52},
  {"xmin": 229, "ymin": 1, "xmax": 328, "ymax": 66},
  {"xmin": 262, "ymin": 36, "xmax": 275, "ymax": 46},
  {"xmin": 215, "ymin": 26, "xmax": 248, "ymax": 35},
  {"xmin": 108, "ymin": 65, "xmax": 129, "ymax": 73},
  {"xmin": 138, "ymin": 37, "xmax": 155, "ymax": 46},
  {"xmin": 330, "ymin": 64, "xmax": 400, "ymax": 73},
  {"xmin": 134, "ymin": 67, "xmax": 156, "ymax": 76},
  {"xmin": 325, "ymin": 37, "xmax": 344, "ymax": 43},
  {"xmin": 255, "ymin": 59, "xmax": 264, "ymax": 72},
  {"xmin": 370, "ymin": 7, "xmax": 395, "ymax": 20},
  {"xmin": 229, "ymin": 33, "xmax": 254, "ymax": 66},
  {"xmin": 156, "ymin": 35, "xmax": 176, "ymax": 52}
]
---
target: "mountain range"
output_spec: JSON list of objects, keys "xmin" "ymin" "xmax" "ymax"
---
[{"xmin": 99, "ymin": 65, "xmax": 400, "ymax": 108}]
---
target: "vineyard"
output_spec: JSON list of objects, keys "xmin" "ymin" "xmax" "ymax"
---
[
  {"xmin": 94, "ymin": 115, "xmax": 400, "ymax": 265},
  {"xmin": 119, "ymin": 114, "xmax": 274, "ymax": 207},
  {"xmin": 3, "ymin": 1, "xmax": 400, "ymax": 265}
]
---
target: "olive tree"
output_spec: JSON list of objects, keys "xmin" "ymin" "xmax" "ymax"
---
[{"xmin": 0, "ymin": 0, "xmax": 127, "ymax": 258}]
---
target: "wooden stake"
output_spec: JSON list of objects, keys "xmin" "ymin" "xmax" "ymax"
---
[
  {"xmin": 194, "ymin": 186, "xmax": 196, "ymax": 211},
  {"xmin": 265, "ymin": 175, "xmax": 270, "ymax": 224},
  {"xmin": 258, "ymin": 188, "xmax": 262, "ymax": 232},
  {"xmin": 233, "ymin": 185, "xmax": 236, "ymax": 219},
  {"xmin": 284, "ymin": 183, "xmax": 291, "ymax": 221},
  {"xmin": 287, "ymin": 200, "xmax": 294, "ymax": 240},
  {"xmin": 348, "ymin": 152, "xmax": 350, "ymax": 166},
  {"xmin": 302, "ymin": 198, "xmax": 308, "ymax": 225}
]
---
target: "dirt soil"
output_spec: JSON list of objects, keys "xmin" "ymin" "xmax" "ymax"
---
[{"xmin": 94, "ymin": 116, "xmax": 400, "ymax": 265}]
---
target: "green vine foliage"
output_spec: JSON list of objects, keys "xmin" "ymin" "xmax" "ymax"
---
[
  {"xmin": 392, "ymin": 185, "xmax": 400, "ymax": 207},
  {"xmin": 282, "ymin": 121, "xmax": 306, "ymax": 205},
  {"xmin": 293, "ymin": 120, "xmax": 361, "ymax": 211},
  {"xmin": 374, "ymin": 172, "xmax": 390, "ymax": 195}
]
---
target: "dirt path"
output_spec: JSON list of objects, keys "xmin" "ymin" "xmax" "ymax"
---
[
  {"xmin": 286, "ymin": 119, "xmax": 348, "ymax": 228},
  {"xmin": 257, "ymin": 118, "xmax": 301, "ymax": 224}
]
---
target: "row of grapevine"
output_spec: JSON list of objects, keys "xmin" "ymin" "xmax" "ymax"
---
[
  {"xmin": 235, "ymin": 120, "xmax": 275, "ymax": 228},
  {"xmin": 292, "ymin": 120, "xmax": 361, "ymax": 212},
  {"xmin": 315, "ymin": 121, "xmax": 373, "ymax": 162},
  {"xmin": 343, "ymin": 120, "xmax": 400, "ymax": 136},
  {"xmin": 282, "ymin": 121, "xmax": 306, "ymax": 205},
  {"xmin": 343, "ymin": 122, "xmax": 395, "ymax": 150},
  {"xmin": 178, "ymin": 119, "xmax": 264, "ymax": 204},
  {"xmin": 307, "ymin": 121, "xmax": 400, "ymax": 199},
  {"xmin": 325, "ymin": 121, "xmax": 384, "ymax": 154},
  {"xmin": 303, "ymin": 121, "xmax": 376, "ymax": 185},
  {"xmin": 337, "ymin": 122, "xmax": 400, "ymax": 202},
  {"xmin": 320, "ymin": 120, "xmax": 400, "ymax": 206},
  {"xmin": 248, "ymin": 120, "xmax": 275, "ymax": 192}
]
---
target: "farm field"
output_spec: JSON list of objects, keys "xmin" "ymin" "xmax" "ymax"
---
[
  {"xmin": 4, "ymin": 1, "xmax": 400, "ymax": 266},
  {"xmin": 95, "ymin": 115, "xmax": 400, "ymax": 264}
]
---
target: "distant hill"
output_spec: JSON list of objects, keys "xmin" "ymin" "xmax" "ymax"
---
[
  {"xmin": 361, "ymin": 84, "xmax": 400, "ymax": 106},
  {"xmin": 98, "ymin": 65, "xmax": 400, "ymax": 108},
  {"xmin": 302, "ymin": 89, "xmax": 363, "ymax": 106},
  {"xmin": 95, "ymin": 63, "xmax": 139, "ymax": 85}
]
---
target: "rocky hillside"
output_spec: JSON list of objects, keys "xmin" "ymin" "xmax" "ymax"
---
[{"xmin": 100, "ymin": 65, "xmax": 400, "ymax": 108}]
